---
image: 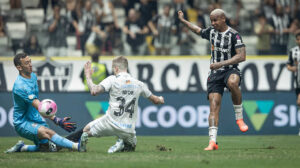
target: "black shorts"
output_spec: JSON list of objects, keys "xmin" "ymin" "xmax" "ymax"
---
[{"xmin": 207, "ymin": 68, "xmax": 241, "ymax": 99}]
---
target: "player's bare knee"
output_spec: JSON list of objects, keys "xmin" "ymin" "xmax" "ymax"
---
[
  {"xmin": 38, "ymin": 127, "xmax": 51, "ymax": 139},
  {"xmin": 211, "ymin": 99, "xmax": 221, "ymax": 108},
  {"xmin": 83, "ymin": 125, "xmax": 90, "ymax": 133},
  {"xmin": 46, "ymin": 129, "xmax": 56, "ymax": 137},
  {"xmin": 227, "ymin": 80, "xmax": 238, "ymax": 90},
  {"xmin": 42, "ymin": 127, "xmax": 55, "ymax": 138}
]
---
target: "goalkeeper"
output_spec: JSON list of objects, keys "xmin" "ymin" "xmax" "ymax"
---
[{"xmin": 5, "ymin": 53, "xmax": 80, "ymax": 153}]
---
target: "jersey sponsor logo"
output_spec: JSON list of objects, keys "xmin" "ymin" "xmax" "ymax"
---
[
  {"xmin": 213, "ymin": 46, "xmax": 230, "ymax": 53},
  {"xmin": 85, "ymin": 101, "xmax": 109, "ymax": 119},
  {"xmin": 243, "ymin": 100, "xmax": 274, "ymax": 131},
  {"xmin": 33, "ymin": 59, "xmax": 72, "ymax": 92}
]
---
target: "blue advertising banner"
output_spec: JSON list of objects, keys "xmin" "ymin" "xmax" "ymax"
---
[{"xmin": 0, "ymin": 91, "xmax": 299, "ymax": 136}]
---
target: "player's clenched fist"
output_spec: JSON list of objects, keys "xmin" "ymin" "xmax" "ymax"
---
[
  {"xmin": 178, "ymin": 10, "xmax": 184, "ymax": 20},
  {"xmin": 158, "ymin": 96, "xmax": 165, "ymax": 104},
  {"xmin": 84, "ymin": 61, "xmax": 93, "ymax": 79}
]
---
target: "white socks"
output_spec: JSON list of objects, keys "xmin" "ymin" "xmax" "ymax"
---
[
  {"xmin": 233, "ymin": 104, "xmax": 243, "ymax": 120},
  {"xmin": 209, "ymin": 126, "xmax": 218, "ymax": 142},
  {"xmin": 72, "ymin": 143, "xmax": 79, "ymax": 150}
]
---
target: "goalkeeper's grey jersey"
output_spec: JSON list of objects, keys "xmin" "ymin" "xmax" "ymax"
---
[{"xmin": 100, "ymin": 72, "xmax": 152, "ymax": 133}]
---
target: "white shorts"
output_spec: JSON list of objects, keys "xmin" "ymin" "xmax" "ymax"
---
[{"xmin": 87, "ymin": 115, "xmax": 137, "ymax": 146}]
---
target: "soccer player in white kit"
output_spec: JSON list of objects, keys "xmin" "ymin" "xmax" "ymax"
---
[{"xmin": 79, "ymin": 56, "xmax": 165, "ymax": 153}]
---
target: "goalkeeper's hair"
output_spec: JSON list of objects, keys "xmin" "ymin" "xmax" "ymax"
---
[
  {"xmin": 112, "ymin": 56, "xmax": 128, "ymax": 71},
  {"xmin": 14, "ymin": 52, "xmax": 28, "ymax": 67}
]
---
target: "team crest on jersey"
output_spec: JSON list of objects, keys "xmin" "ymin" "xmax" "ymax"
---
[
  {"xmin": 126, "ymin": 80, "xmax": 131, "ymax": 84},
  {"xmin": 28, "ymin": 94, "xmax": 34, "ymax": 100},
  {"xmin": 33, "ymin": 58, "xmax": 72, "ymax": 92},
  {"xmin": 32, "ymin": 123, "xmax": 37, "ymax": 127}
]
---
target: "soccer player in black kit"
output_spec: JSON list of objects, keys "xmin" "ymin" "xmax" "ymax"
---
[
  {"xmin": 178, "ymin": 9, "xmax": 248, "ymax": 150},
  {"xmin": 286, "ymin": 32, "xmax": 300, "ymax": 136}
]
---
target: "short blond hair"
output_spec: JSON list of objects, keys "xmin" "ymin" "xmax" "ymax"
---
[
  {"xmin": 112, "ymin": 56, "xmax": 128, "ymax": 71},
  {"xmin": 210, "ymin": 8, "xmax": 226, "ymax": 18}
]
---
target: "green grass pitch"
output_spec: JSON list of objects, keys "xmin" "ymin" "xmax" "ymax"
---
[{"xmin": 0, "ymin": 135, "xmax": 300, "ymax": 168}]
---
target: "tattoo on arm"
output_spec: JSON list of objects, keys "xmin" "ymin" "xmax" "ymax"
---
[
  {"xmin": 236, "ymin": 47, "xmax": 246, "ymax": 61},
  {"xmin": 86, "ymin": 78, "xmax": 104, "ymax": 96},
  {"xmin": 220, "ymin": 47, "xmax": 246, "ymax": 66}
]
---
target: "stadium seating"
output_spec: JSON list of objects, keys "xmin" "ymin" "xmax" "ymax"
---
[
  {"xmin": 21, "ymin": 0, "xmax": 40, "ymax": 9},
  {"xmin": 5, "ymin": 22, "xmax": 26, "ymax": 54},
  {"xmin": 66, "ymin": 35, "xmax": 82, "ymax": 56},
  {"xmin": 0, "ymin": 36, "xmax": 13, "ymax": 56},
  {"xmin": 241, "ymin": 0, "xmax": 260, "ymax": 12},
  {"xmin": 24, "ymin": 9, "xmax": 44, "ymax": 31},
  {"xmin": 243, "ymin": 36, "xmax": 257, "ymax": 55},
  {"xmin": 0, "ymin": 0, "xmax": 10, "ymax": 16},
  {"xmin": 6, "ymin": 22, "xmax": 26, "ymax": 40}
]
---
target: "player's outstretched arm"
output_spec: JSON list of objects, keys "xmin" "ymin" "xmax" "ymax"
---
[
  {"xmin": 210, "ymin": 47, "xmax": 246, "ymax": 70},
  {"xmin": 51, "ymin": 116, "xmax": 77, "ymax": 132},
  {"xmin": 148, "ymin": 95, "xmax": 165, "ymax": 105},
  {"xmin": 178, "ymin": 10, "xmax": 201, "ymax": 35},
  {"xmin": 84, "ymin": 61, "xmax": 105, "ymax": 96}
]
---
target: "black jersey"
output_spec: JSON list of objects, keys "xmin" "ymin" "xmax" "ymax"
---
[
  {"xmin": 287, "ymin": 46, "xmax": 300, "ymax": 65},
  {"xmin": 200, "ymin": 26, "xmax": 245, "ymax": 71},
  {"xmin": 287, "ymin": 46, "xmax": 300, "ymax": 88}
]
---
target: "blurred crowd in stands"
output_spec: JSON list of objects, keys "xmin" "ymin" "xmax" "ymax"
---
[{"xmin": 0, "ymin": 0, "xmax": 299, "ymax": 56}]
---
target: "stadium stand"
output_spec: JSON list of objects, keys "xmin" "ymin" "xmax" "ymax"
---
[
  {"xmin": 21, "ymin": 0, "xmax": 40, "ymax": 8},
  {"xmin": 5, "ymin": 21, "xmax": 26, "ymax": 54},
  {"xmin": 0, "ymin": 0, "xmax": 298, "ymax": 56},
  {"xmin": 24, "ymin": 8, "xmax": 44, "ymax": 31}
]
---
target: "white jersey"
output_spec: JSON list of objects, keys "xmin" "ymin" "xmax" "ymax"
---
[{"xmin": 100, "ymin": 72, "xmax": 152, "ymax": 133}]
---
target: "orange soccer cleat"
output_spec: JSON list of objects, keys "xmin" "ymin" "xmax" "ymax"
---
[
  {"xmin": 204, "ymin": 140, "xmax": 218, "ymax": 151},
  {"xmin": 236, "ymin": 119, "xmax": 248, "ymax": 132}
]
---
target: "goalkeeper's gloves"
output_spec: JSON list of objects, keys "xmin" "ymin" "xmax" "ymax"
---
[{"xmin": 52, "ymin": 117, "xmax": 77, "ymax": 132}]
